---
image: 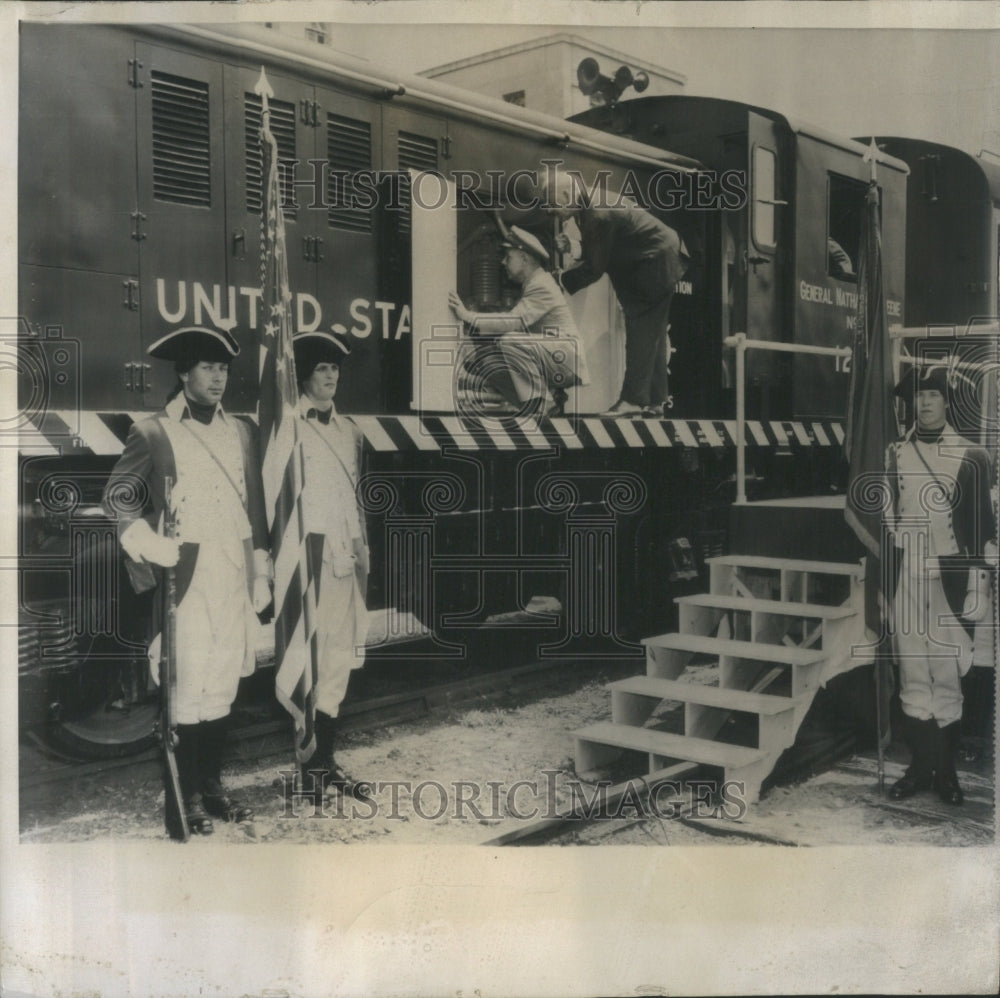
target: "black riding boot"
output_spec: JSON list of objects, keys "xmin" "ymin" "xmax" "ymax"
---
[
  {"xmin": 200, "ymin": 716, "xmax": 254, "ymax": 823},
  {"xmin": 301, "ymin": 712, "xmax": 363, "ymax": 798},
  {"xmin": 889, "ymin": 714, "xmax": 936, "ymax": 800},
  {"xmin": 934, "ymin": 721, "xmax": 964, "ymax": 806},
  {"xmin": 175, "ymin": 723, "xmax": 213, "ymax": 836},
  {"xmin": 961, "ymin": 666, "xmax": 994, "ymax": 761}
]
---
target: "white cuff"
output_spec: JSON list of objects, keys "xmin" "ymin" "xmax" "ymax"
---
[{"xmin": 120, "ymin": 518, "xmax": 156, "ymax": 562}]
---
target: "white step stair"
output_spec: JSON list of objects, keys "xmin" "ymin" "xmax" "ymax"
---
[
  {"xmin": 609, "ymin": 676, "xmax": 796, "ymax": 754},
  {"xmin": 675, "ymin": 592, "xmax": 855, "ymax": 651},
  {"xmin": 574, "ymin": 721, "xmax": 768, "ymax": 802},
  {"xmin": 708, "ymin": 554, "xmax": 864, "ymax": 607},
  {"xmin": 641, "ymin": 632, "xmax": 826, "ymax": 680}
]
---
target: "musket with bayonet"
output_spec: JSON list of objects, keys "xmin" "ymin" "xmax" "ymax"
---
[{"xmin": 159, "ymin": 476, "xmax": 189, "ymax": 842}]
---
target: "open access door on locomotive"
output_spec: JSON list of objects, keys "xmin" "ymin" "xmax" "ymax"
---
[{"xmin": 570, "ymin": 95, "xmax": 908, "ymax": 420}]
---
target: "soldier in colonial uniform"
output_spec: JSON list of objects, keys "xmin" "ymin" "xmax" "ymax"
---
[
  {"xmin": 102, "ymin": 326, "xmax": 272, "ymax": 835},
  {"xmin": 292, "ymin": 331, "xmax": 369, "ymax": 796},
  {"xmin": 885, "ymin": 363, "xmax": 995, "ymax": 806}
]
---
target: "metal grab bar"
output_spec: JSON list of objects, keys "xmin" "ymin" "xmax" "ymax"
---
[{"xmin": 723, "ymin": 333, "xmax": 853, "ymax": 504}]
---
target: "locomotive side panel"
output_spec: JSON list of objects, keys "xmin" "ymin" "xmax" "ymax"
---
[
  {"xmin": 874, "ymin": 138, "xmax": 998, "ymax": 329},
  {"xmin": 791, "ymin": 133, "xmax": 907, "ymax": 418}
]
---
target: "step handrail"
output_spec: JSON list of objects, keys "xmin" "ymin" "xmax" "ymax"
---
[{"xmin": 724, "ymin": 333, "xmax": 852, "ymax": 504}]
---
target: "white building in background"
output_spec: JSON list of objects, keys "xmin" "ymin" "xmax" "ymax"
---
[{"xmin": 421, "ymin": 33, "xmax": 686, "ymax": 118}]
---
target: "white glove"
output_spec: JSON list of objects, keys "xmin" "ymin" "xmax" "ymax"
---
[
  {"xmin": 252, "ymin": 575, "xmax": 272, "ymax": 614},
  {"xmin": 253, "ymin": 548, "xmax": 273, "ymax": 582},
  {"xmin": 120, "ymin": 518, "xmax": 180, "ymax": 567},
  {"xmin": 962, "ymin": 568, "xmax": 992, "ymax": 623},
  {"xmin": 984, "ymin": 540, "xmax": 998, "ymax": 568}
]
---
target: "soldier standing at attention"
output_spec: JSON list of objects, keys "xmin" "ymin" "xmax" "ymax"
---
[
  {"xmin": 292, "ymin": 331, "xmax": 370, "ymax": 797},
  {"xmin": 103, "ymin": 326, "xmax": 272, "ymax": 836},
  {"xmin": 885, "ymin": 363, "xmax": 995, "ymax": 806}
]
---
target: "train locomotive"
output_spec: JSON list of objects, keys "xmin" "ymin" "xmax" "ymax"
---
[{"xmin": 17, "ymin": 22, "xmax": 910, "ymax": 758}]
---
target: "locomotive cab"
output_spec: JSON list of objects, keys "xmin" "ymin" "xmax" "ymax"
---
[{"xmin": 571, "ymin": 95, "xmax": 909, "ymax": 420}]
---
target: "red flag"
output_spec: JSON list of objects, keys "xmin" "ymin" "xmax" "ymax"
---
[{"xmin": 256, "ymin": 68, "xmax": 320, "ymax": 763}]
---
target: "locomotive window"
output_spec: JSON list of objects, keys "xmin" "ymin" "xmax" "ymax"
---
[
  {"xmin": 244, "ymin": 93, "xmax": 298, "ymax": 218},
  {"xmin": 827, "ymin": 174, "xmax": 867, "ymax": 281},
  {"xmin": 151, "ymin": 71, "xmax": 211, "ymax": 207},
  {"xmin": 751, "ymin": 145, "xmax": 777, "ymax": 250},
  {"xmin": 397, "ymin": 131, "xmax": 439, "ymax": 235},
  {"xmin": 327, "ymin": 113, "xmax": 372, "ymax": 234}
]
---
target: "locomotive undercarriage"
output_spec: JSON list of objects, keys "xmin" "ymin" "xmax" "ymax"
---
[{"xmin": 17, "ymin": 440, "xmax": 838, "ymax": 760}]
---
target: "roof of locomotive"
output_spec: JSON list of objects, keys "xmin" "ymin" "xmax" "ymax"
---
[
  {"xmin": 868, "ymin": 136, "xmax": 1000, "ymax": 201},
  {"xmin": 134, "ymin": 22, "xmax": 703, "ymax": 176},
  {"xmin": 572, "ymin": 94, "xmax": 910, "ymax": 176}
]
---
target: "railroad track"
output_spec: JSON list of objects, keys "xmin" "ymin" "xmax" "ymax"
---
[{"xmin": 20, "ymin": 658, "xmax": 635, "ymax": 796}]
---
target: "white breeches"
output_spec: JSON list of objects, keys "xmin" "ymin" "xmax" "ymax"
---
[{"xmin": 892, "ymin": 570, "xmax": 971, "ymax": 726}]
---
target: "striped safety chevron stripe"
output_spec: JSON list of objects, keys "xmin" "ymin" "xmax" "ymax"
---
[{"xmin": 24, "ymin": 411, "xmax": 847, "ymax": 456}]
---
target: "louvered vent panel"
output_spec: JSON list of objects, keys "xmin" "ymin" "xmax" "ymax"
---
[
  {"xmin": 396, "ymin": 131, "xmax": 439, "ymax": 234},
  {"xmin": 151, "ymin": 71, "xmax": 211, "ymax": 206},
  {"xmin": 245, "ymin": 94, "xmax": 298, "ymax": 217},
  {"xmin": 327, "ymin": 113, "xmax": 372, "ymax": 234}
]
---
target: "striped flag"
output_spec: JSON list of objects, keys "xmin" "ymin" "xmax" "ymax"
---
[{"xmin": 255, "ymin": 67, "xmax": 320, "ymax": 763}]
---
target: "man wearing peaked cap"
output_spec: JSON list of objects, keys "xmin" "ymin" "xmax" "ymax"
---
[
  {"xmin": 884, "ymin": 357, "xmax": 996, "ymax": 808},
  {"xmin": 290, "ymin": 329, "xmax": 371, "ymax": 799},
  {"xmin": 539, "ymin": 167, "xmax": 688, "ymax": 418},
  {"xmin": 448, "ymin": 225, "xmax": 590, "ymax": 418},
  {"xmin": 102, "ymin": 326, "xmax": 270, "ymax": 838}
]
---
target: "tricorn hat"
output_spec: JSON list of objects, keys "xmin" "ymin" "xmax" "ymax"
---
[
  {"xmin": 293, "ymin": 330, "xmax": 352, "ymax": 379},
  {"xmin": 892, "ymin": 361, "xmax": 955, "ymax": 399},
  {"xmin": 501, "ymin": 225, "xmax": 550, "ymax": 264},
  {"xmin": 147, "ymin": 326, "xmax": 240, "ymax": 365}
]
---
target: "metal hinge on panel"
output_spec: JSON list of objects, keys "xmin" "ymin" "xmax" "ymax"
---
[
  {"xmin": 122, "ymin": 280, "xmax": 139, "ymax": 311},
  {"xmin": 440, "ymin": 135, "xmax": 452, "ymax": 160},
  {"xmin": 131, "ymin": 210, "xmax": 147, "ymax": 242},
  {"xmin": 123, "ymin": 362, "xmax": 135, "ymax": 391},
  {"xmin": 127, "ymin": 59, "xmax": 144, "ymax": 88},
  {"xmin": 300, "ymin": 99, "xmax": 320, "ymax": 127}
]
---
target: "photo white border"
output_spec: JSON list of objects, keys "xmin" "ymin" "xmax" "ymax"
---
[{"xmin": 2, "ymin": 3, "xmax": 998, "ymax": 995}]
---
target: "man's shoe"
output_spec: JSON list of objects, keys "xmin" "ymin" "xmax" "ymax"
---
[
  {"xmin": 203, "ymin": 792, "xmax": 254, "ymax": 823},
  {"xmin": 601, "ymin": 399, "xmax": 645, "ymax": 418},
  {"xmin": 935, "ymin": 772, "xmax": 964, "ymax": 806},
  {"xmin": 888, "ymin": 771, "xmax": 932, "ymax": 801},
  {"xmin": 185, "ymin": 794, "xmax": 215, "ymax": 835},
  {"xmin": 325, "ymin": 764, "xmax": 370, "ymax": 800},
  {"xmin": 642, "ymin": 403, "xmax": 665, "ymax": 419}
]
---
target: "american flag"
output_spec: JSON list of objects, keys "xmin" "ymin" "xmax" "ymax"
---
[{"xmin": 255, "ymin": 67, "xmax": 320, "ymax": 763}]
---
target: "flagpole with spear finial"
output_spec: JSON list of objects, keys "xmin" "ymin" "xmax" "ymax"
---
[{"xmin": 861, "ymin": 136, "xmax": 892, "ymax": 796}]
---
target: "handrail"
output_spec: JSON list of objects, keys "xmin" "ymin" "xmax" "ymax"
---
[
  {"xmin": 890, "ymin": 323, "xmax": 1000, "ymax": 339},
  {"xmin": 723, "ymin": 333, "xmax": 852, "ymax": 504}
]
